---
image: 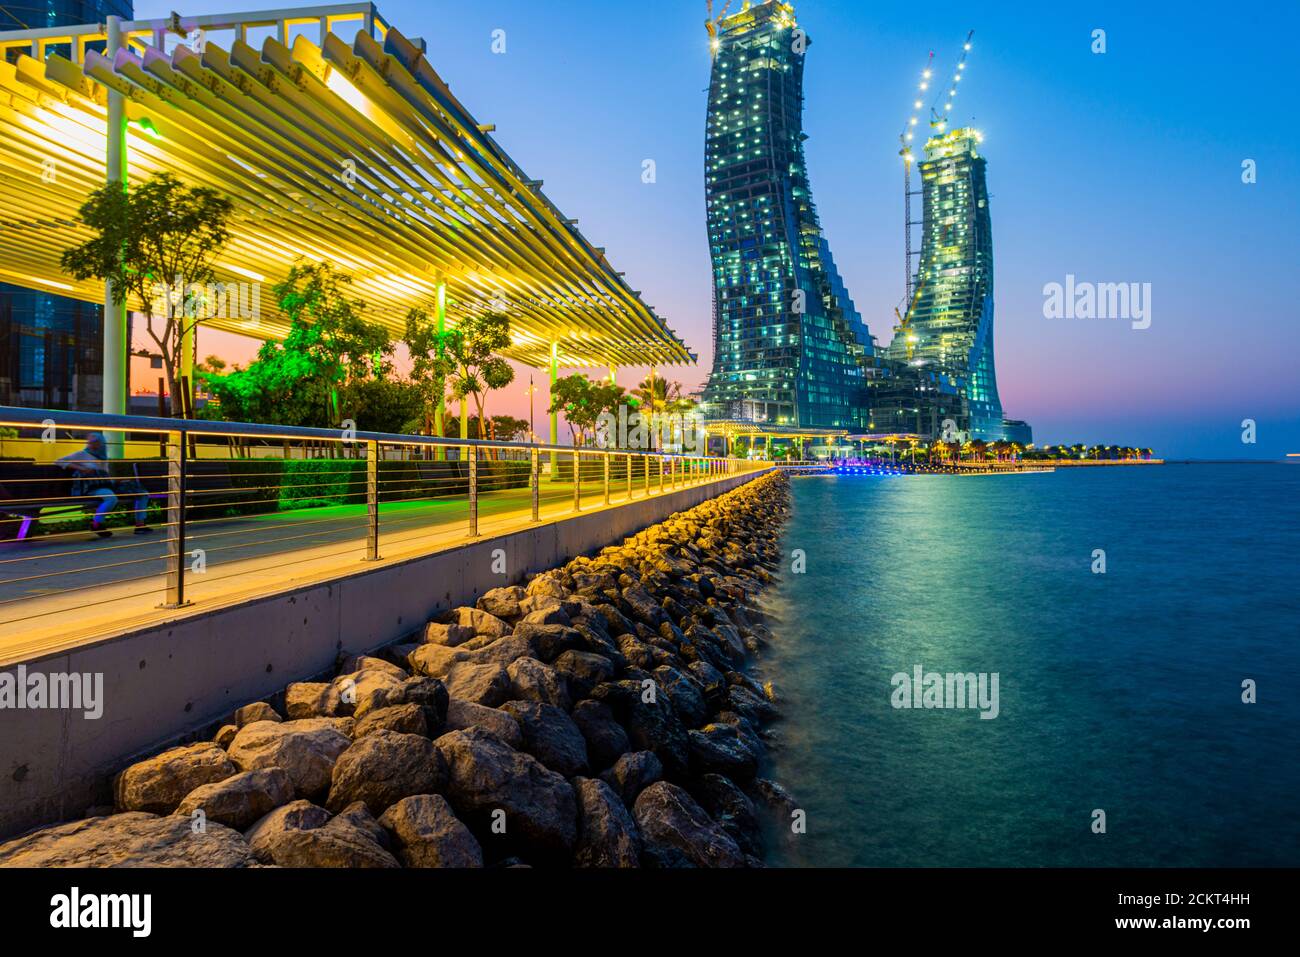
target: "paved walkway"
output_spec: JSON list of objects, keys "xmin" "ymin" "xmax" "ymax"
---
[{"xmin": 0, "ymin": 470, "xmax": 724, "ymax": 664}]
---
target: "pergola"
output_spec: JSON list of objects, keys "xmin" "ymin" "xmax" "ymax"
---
[
  {"xmin": 702, "ymin": 419, "xmax": 850, "ymax": 459},
  {"xmin": 0, "ymin": 3, "xmax": 692, "ymax": 426}
]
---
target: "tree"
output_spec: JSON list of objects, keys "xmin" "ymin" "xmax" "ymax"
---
[
  {"xmin": 549, "ymin": 373, "xmax": 601, "ymax": 447},
  {"xmin": 632, "ymin": 374, "xmax": 682, "ymax": 451},
  {"xmin": 490, "ymin": 415, "xmax": 530, "ymax": 442},
  {"xmin": 61, "ymin": 172, "xmax": 234, "ymax": 415},
  {"xmin": 403, "ymin": 307, "xmax": 455, "ymax": 437},
  {"xmin": 273, "ymin": 262, "xmax": 391, "ymax": 427},
  {"xmin": 441, "ymin": 312, "xmax": 515, "ymax": 444}
]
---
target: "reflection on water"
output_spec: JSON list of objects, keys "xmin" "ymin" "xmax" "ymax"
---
[{"xmin": 761, "ymin": 465, "xmax": 1300, "ymax": 866}]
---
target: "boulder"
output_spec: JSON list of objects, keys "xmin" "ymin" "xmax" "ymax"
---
[
  {"xmin": 332, "ymin": 669, "xmax": 406, "ymax": 717},
  {"xmin": 476, "ymin": 585, "xmax": 525, "ymax": 620},
  {"xmin": 598, "ymin": 750, "xmax": 664, "ymax": 807},
  {"xmin": 214, "ymin": 725, "xmax": 238, "ymax": 749},
  {"xmin": 354, "ymin": 676, "xmax": 448, "ymax": 732},
  {"xmin": 246, "ymin": 806, "xmax": 399, "ymax": 868},
  {"xmin": 0, "ymin": 812, "xmax": 250, "ymax": 867},
  {"xmin": 573, "ymin": 777, "xmax": 641, "ymax": 868},
  {"xmin": 521, "ymin": 604, "xmax": 571, "ymax": 627},
  {"xmin": 499, "ymin": 700, "xmax": 589, "ymax": 777},
  {"xmin": 233, "ymin": 702, "xmax": 281, "ymax": 727},
  {"xmin": 407, "ymin": 643, "xmax": 474, "ymax": 678},
  {"xmin": 621, "ymin": 585, "xmax": 669, "ymax": 628},
  {"xmin": 435, "ymin": 728, "xmax": 577, "ymax": 861},
  {"xmin": 443, "ymin": 698, "xmax": 523, "ymax": 749},
  {"xmin": 340, "ymin": 655, "xmax": 407, "ymax": 680},
  {"xmin": 653, "ymin": 665, "xmax": 709, "ymax": 729},
  {"xmin": 452, "ymin": 606, "xmax": 512, "ymax": 639},
  {"xmin": 506, "ymin": 657, "xmax": 571, "ymax": 711},
  {"xmin": 510, "ymin": 622, "xmax": 580, "ymax": 662},
  {"xmin": 632, "ymin": 781, "xmax": 743, "ymax": 868},
  {"xmin": 422, "ymin": 621, "xmax": 475, "ymax": 647},
  {"xmin": 325, "ymin": 730, "xmax": 447, "ymax": 815},
  {"xmin": 352, "ymin": 703, "xmax": 429, "ymax": 739},
  {"xmin": 175, "ymin": 767, "xmax": 294, "ymax": 831},
  {"xmin": 113, "ymin": 742, "xmax": 236, "ymax": 814},
  {"xmin": 285, "ymin": 682, "xmax": 343, "ymax": 719},
  {"xmin": 552, "ymin": 650, "xmax": 615, "ymax": 700},
  {"xmin": 590, "ymin": 680, "xmax": 690, "ymax": 779},
  {"xmin": 687, "ymin": 723, "xmax": 759, "ymax": 781},
  {"xmin": 331, "ymin": 801, "xmax": 391, "ymax": 849},
  {"xmin": 692, "ymin": 773, "xmax": 762, "ymax": 857},
  {"xmin": 442, "ymin": 661, "xmax": 512, "ymax": 707},
  {"xmin": 570, "ymin": 699, "xmax": 630, "ymax": 771},
  {"xmin": 227, "ymin": 719, "xmax": 352, "ymax": 800},
  {"xmin": 379, "ymin": 794, "xmax": 483, "ymax": 868}
]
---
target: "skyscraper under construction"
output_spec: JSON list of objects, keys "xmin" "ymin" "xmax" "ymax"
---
[
  {"xmin": 880, "ymin": 127, "xmax": 1007, "ymax": 440},
  {"xmin": 700, "ymin": 0, "xmax": 873, "ymax": 431}
]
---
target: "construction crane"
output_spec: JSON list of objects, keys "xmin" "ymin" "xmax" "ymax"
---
[
  {"xmin": 705, "ymin": 0, "xmax": 735, "ymax": 54},
  {"xmin": 893, "ymin": 270, "xmax": 928, "ymax": 361},
  {"xmin": 927, "ymin": 30, "xmax": 975, "ymax": 135}
]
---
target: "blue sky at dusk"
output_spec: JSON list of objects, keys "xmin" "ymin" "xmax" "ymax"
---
[{"xmin": 138, "ymin": 0, "xmax": 1300, "ymax": 458}]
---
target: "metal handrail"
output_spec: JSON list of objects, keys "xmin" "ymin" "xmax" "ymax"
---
[{"xmin": 0, "ymin": 406, "xmax": 764, "ymax": 631}]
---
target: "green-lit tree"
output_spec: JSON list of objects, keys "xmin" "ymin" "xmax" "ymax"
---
[
  {"xmin": 61, "ymin": 172, "xmax": 234, "ymax": 415},
  {"xmin": 440, "ymin": 311, "xmax": 515, "ymax": 445}
]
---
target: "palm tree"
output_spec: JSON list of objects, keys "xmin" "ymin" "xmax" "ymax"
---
[{"xmin": 632, "ymin": 374, "xmax": 681, "ymax": 451}]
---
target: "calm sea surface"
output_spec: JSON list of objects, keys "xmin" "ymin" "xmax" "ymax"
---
[{"xmin": 761, "ymin": 464, "xmax": 1300, "ymax": 866}]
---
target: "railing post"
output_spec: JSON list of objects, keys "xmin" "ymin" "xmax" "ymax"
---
[
  {"xmin": 468, "ymin": 448, "xmax": 479, "ymax": 537},
  {"xmin": 659, "ymin": 455, "xmax": 665, "ymax": 494},
  {"xmin": 163, "ymin": 429, "xmax": 188, "ymax": 608},
  {"xmin": 626, "ymin": 452, "xmax": 633, "ymax": 499},
  {"xmin": 573, "ymin": 451, "xmax": 581, "ymax": 512},
  {"xmin": 365, "ymin": 439, "xmax": 379, "ymax": 560},
  {"xmin": 530, "ymin": 446, "xmax": 540, "ymax": 521},
  {"xmin": 603, "ymin": 452, "xmax": 610, "ymax": 505},
  {"xmin": 645, "ymin": 454, "xmax": 650, "ymax": 495}
]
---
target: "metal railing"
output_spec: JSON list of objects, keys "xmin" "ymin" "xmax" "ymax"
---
[{"xmin": 0, "ymin": 406, "xmax": 767, "ymax": 654}]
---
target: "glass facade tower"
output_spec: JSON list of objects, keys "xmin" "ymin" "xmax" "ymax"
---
[
  {"xmin": 0, "ymin": 0, "xmax": 133, "ymax": 412},
  {"xmin": 885, "ymin": 127, "xmax": 1003, "ymax": 438},
  {"xmin": 701, "ymin": 0, "xmax": 872, "ymax": 429}
]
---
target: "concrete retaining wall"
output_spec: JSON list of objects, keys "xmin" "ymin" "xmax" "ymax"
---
[{"xmin": 0, "ymin": 470, "xmax": 767, "ymax": 839}]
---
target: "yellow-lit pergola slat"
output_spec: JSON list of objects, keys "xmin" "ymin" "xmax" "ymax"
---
[{"xmin": 0, "ymin": 6, "xmax": 692, "ymax": 371}]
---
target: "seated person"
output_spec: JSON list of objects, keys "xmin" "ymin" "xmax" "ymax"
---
[{"xmin": 57, "ymin": 433, "xmax": 152, "ymax": 538}]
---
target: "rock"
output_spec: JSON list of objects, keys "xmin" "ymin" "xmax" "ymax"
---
[
  {"xmin": 354, "ymin": 676, "xmax": 449, "ymax": 732},
  {"xmin": 244, "ymin": 800, "xmax": 331, "ymax": 860},
  {"xmin": 422, "ymin": 621, "xmax": 475, "ymax": 647},
  {"xmin": 477, "ymin": 585, "xmax": 525, "ymax": 620},
  {"xmin": 352, "ymin": 703, "xmax": 429, "ymax": 739},
  {"xmin": 747, "ymin": 777, "xmax": 800, "ymax": 819},
  {"xmin": 407, "ymin": 643, "xmax": 474, "ymax": 678},
  {"xmin": 443, "ymin": 698, "xmax": 523, "ymax": 749},
  {"xmin": 499, "ymin": 700, "xmax": 589, "ymax": 777},
  {"xmin": 506, "ymin": 656, "xmax": 571, "ymax": 711},
  {"xmin": 285, "ymin": 681, "xmax": 343, "ymax": 719},
  {"xmin": 653, "ymin": 665, "xmax": 709, "ymax": 728},
  {"xmin": 435, "ymin": 728, "xmax": 577, "ymax": 861},
  {"xmin": 686, "ymin": 659, "xmax": 728, "ymax": 707},
  {"xmin": 525, "ymin": 573, "xmax": 567, "ymax": 600},
  {"xmin": 340, "ymin": 655, "xmax": 407, "ymax": 679},
  {"xmin": 508, "ymin": 622, "xmax": 579, "ymax": 662},
  {"xmin": 227, "ymin": 719, "xmax": 352, "ymax": 800},
  {"xmin": 688, "ymin": 723, "xmax": 759, "ymax": 781},
  {"xmin": 0, "ymin": 812, "xmax": 251, "ymax": 867},
  {"xmin": 552, "ymin": 650, "xmax": 615, "ymax": 700},
  {"xmin": 233, "ymin": 701, "xmax": 281, "ymax": 727},
  {"xmin": 379, "ymin": 794, "xmax": 483, "ymax": 868},
  {"xmin": 573, "ymin": 777, "xmax": 641, "ymax": 868},
  {"xmin": 175, "ymin": 767, "xmax": 294, "ymax": 831},
  {"xmin": 570, "ymin": 699, "xmax": 630, "ymax": 771},
  {"xmin": 113, "ymin": 742, "xmax": 236, "ymax": 814},
  {"xmin": 521, "ymin": 604, "xmax": 571, "ymax": 627},
  {"xmin": 452, "ymin": 606, "xmax": 512, "ymax": 639},
  {"xmin": 616, "ymin": 634, "xmax": 658, "ymax": 671},
  {"xmin": 214, "ymin": 725, "xmax": 238, "ymax": 749},
  {"xmin": 442, "ymin": 661, "xmax": 512, "ymax": 707},
  {"xmin": 598, "ymin": 750, "xmax": 664, "ymax": 807},
  {"xmin": 622, "ymin": 585, "xmax": 669, "ymax": 628},
  {"xmin": 725, "ymin": 683, "xmax": 780, "ymax": 725},
  {"xmin": 333, "ymin": 669, "xmax": 406, "ymax": 717},
  {"xmin": 331, "ymin": 801, "xmax": 391, "ymax": 849},
  {"xmin": 246, "ymin": 805, "xmax": 399, "ymax": 868},
  {"xmin": 633, "ymin": 781, "xmax": 743, "ymax": 868},
  {"xmin": 590, "ymin": 680, "xmax": 690, "ymax": 779},
  {"xmin": 325, "ymin": 730, "xmax": 447, "ymax": 815},
  {"xmin": 692, "ymin": 773, "xmax": 762, "ymax": 857}
]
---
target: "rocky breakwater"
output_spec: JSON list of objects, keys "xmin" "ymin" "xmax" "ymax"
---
[{"xmin": 0, "ymin": 471, "xmax": 796, "ymax": 868}]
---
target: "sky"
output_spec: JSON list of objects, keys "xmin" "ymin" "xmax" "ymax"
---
[{"xmin": 129, "ymin": 0, "xmax": 1299, "ymax": 458}]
